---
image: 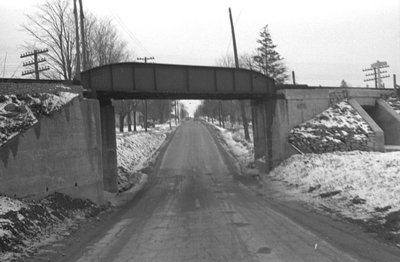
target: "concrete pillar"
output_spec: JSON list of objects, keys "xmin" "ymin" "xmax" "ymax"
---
[
  {"xmin": 251, "ymin": 98, "xmax": 276, "ymax": 172},
  {"xmin": 251, "ymin": 100, "xmax": 266, "ymax": 159},
  {"xmin": 99, "ymin": 98, "xmax": 118, "ymax": 192}
]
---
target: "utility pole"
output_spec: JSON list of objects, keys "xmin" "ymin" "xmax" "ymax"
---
[
  {"xmin": 21, "ymin": 49, "xmax": 49, "ymax": 79},
  {"xmin": 137, "ymin": 57, "xmax": 155, "ymax": 64},
  {"xmin": 78, "ymin": 0, "xmax": 87, "ymax": 71},
  {"xmin": 363, "ymin": 60, "xmax": 390, "ymax": 88},
  {"xmin": 137, "ymin": 56, "xmax": 155, "ymax": 132},
  {"xmin": 229, "ymin": 7, "xmax": 250, "ymax": 141},
  {"xmin": 175, "ymin": 100, "xmax": 178, "ymax": 125},
  {"xmin": 73, "ymin": 0, "xmax": 81, "ymax": 78},
  {"xmin": 292, "ymin": 71, "xmax": 296, "ymax": 85}
]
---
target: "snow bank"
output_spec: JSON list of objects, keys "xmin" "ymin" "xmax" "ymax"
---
[
  {"xmin": 206, "ymin": 121, "xmax": 255, "ymax": 172},
  {"xmin": 270, "ymin": 151, "xmax": 400, "ymax": 220},
  {"xmin": 0, "ymin": 193, "xmax": 99, "ymax": 260},
  {"xmin": 116, "ymin": 124, "xmax": 176, "ymax": 191}
]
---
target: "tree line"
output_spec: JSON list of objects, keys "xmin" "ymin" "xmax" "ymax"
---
[{"xmin": 113, "ymin": 100, "xmax": 188, "ymax": 132}]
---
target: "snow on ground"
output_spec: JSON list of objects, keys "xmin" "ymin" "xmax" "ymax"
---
[
  {"xmin": 116, "ymin": 122, "xmax": 178, "ymax": 191},
  {"xmin": 204, "ymin": 119, "xmax": 255, "ymax": 174},
  {"xmin": 0, "ymin": 90, "xmax": 94, "ymax": 260},
  {"xmin": 0, "ymin": 92, "xmax": 78, "ymax": 147},
  {"xmin": 289, "ymin": 100, "xmax": 373, "ymax": 153},
  {"xmin": 269, "ymin": 151, "xmax": 400, "ymax": 220},
  {"xmin": 0, "ymin": 196, "xmax": 26, "ymax": 216},
  {"xmin": 208, "ymin": 113, "xmax": 400, "ymax": 241},
  {"xmin": 0, "ymin": 193, "xmax": 99, "ymax": 261}
]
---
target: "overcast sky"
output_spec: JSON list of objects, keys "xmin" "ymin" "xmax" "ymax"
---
[{"xmin": 1, "ymin": 0, "xmax": 399, "ymax": 90}]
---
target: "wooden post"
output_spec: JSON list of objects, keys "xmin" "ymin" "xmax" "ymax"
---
[
  {"xmin": 33, "ymin": 51, "xmax": 39, "ymax": 80},
  {"xmin": 229, "ymin": 7, "xmax": 250, "ymax": 141},
  {"xmin": 73, "ymin": 0, "xmax": 81, "ymax": 78},
  {"xmin": 292, "ymin": 71, "xmax": 296, "ymax": 85},
  {"xmin": 78, "ymin": 0, "xmax": 87, "ymax": 70}
]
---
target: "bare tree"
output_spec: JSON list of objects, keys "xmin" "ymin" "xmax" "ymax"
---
[
  {"xmin": 22, "ymin": 0, "xmax": 132, "ymax": 80},
  {"xmin": 215, "ymin": 54, "xmax": 254, "ymax": 140},
  {"xmin": 22, "ymin": 0, "xmax": 76, "ymax": 80},
  {"xmin": 85, "ymin": 16, "xmax": 131, "ymax": 68},
  {"xmin": 113, "ymin": 100, "xmax": 138, "ymax": 133}
]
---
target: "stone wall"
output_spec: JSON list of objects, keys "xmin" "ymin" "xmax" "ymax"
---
[{"xmin": 0, "ymin": 97, "xmax": 104, "ymax": 204}]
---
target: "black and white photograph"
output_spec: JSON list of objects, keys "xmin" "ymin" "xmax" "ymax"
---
[{"xmin": 1, "ymin": 0, "xmax": 400, "ymax": 261}]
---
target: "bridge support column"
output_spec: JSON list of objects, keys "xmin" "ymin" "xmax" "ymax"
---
[
  {"xmin": 251, "ymin": 98, "xmax": 276, "ymax": 172},
  {"xmin": 251, "ymin": 100, "xmax": 267, "ymax": 159},
  {"xmin": 99, "ymin": 98, "xmax": 118, "ymax": 193}
]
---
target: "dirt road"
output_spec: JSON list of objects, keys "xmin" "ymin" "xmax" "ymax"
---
[{"xmin": 46, "ymin": 120, "xmax": 400, "ymax": 262}]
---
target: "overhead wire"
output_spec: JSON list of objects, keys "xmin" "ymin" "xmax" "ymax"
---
[
  {"xmin": 108, "ymin": 6, "xmax": 154, "ymax": 58},
  {"xmin": 10, "ymin": 62, "xmax": 22, "ymax": 78}
]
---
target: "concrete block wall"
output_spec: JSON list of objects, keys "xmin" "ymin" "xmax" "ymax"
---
[{"xmin": 0, "ymin": 97, "xmax": 104, "ymax": 204}]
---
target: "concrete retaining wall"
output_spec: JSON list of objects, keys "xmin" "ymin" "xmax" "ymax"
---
[
  {"xmin": 366, "ymin": 99, "xmax": 400, "ymax": 146},
  {"xmin": 269, "ymin": 89, "xmax": 331, "ymax": 168},
  {"xmin": 347, "ymin": 99, "xmax": 384, "ymax": 152},
  {"xmin": 254, "ymin": 88, "xmax": 392, "ymax": 173},
  {"xmin": 0, "ymin": 97, "xmax": 104, "ymax": 204}
]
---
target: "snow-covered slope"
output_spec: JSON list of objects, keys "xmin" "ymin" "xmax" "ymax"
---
[
  {"xmin": 0, "ymin": 92, "xmax": 78, "ymax": 147},
  {"xmin": 289, "ymin": 101, "xmax": 373, "ymax": 153},
  {"xmin": 270, "ymin": 151, "xmax": 400, "ymax": 220}
]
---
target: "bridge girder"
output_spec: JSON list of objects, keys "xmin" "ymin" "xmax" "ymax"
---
[{"xmin": 80, "ymin": 62, "xmax": 276, "ymax": 100}]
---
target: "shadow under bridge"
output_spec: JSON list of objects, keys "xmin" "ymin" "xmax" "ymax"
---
[{"xmin": 80, "ymin": 62, "xmax": 277, "ymax": 192}]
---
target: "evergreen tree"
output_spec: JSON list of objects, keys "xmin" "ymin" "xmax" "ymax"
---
[
  {"xmin": 340, "ymin": 80, "xmax": 349, "ymax": 88},
  {"xmin": 253, "ymin": 25, "xmax": 288, "ymax": 84}
]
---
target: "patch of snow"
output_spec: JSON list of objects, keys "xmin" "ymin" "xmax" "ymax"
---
[
  {"xmin": 289, "ymin": 100, "xmax": 373, "ymax": 153},
  {"xmin": 269, "ymin": 151, "xmax": 400, "ymax": 220},
  {"xmin": 116, "ymin": 122, "xmax": 178, "ymax": 191},
  {"xmin": 0, "ymin": 92, "xmax": 78, "ymax": 147},
  {"xmin": 0, "ymin": 197, "xmax": 26, "ymax": 216},
  {"xmin": 205, "ymin": 120, "xmax": 254, "ymax": 172}
]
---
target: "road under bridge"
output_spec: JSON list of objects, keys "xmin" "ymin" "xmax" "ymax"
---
[{"xmin": 80, "ymin": 62, "xmax": 395, "ymax": 193}]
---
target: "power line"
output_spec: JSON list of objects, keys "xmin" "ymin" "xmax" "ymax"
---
[
  {"xmin": 363, "ymin": 60, "xmax": 390, "ymax": 88},
  {"xmin": 20, "ymin": 49, "xmax": 50, "ymax": 80},
  {"xmin": 1, "ymin": 53, "xmax": 6, "ymax": 78},
  {"xmin": 109, "ymin": 8, "xmax": 153, "ymax": 57},
  {"xmin": 10, "ymin": 62, "xmax": 22, "ymax": 78}
]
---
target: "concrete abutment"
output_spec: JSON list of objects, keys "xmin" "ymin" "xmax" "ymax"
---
[
  {"xmin": 0, "ymin": 97, "xmax": 105, "ymax": 205},
  {"xmin": 252, "ymin": 88, "xmax": 396, "ymax": 174}
]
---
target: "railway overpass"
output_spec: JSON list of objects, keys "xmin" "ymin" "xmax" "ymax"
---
[{"xmin": 0, "ymin": 63, "xmax": 397, "ymax": 204}]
